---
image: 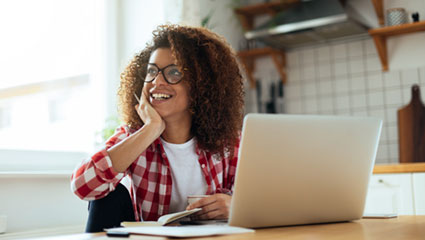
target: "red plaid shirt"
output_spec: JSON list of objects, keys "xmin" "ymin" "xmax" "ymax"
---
[{"xmin": 71, "ymin": 126, "xmax": 239, "ymax": 221}]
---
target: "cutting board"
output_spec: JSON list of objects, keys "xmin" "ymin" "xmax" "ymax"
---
[{"xmin": 398, "ymin": 84, "xmax": 425, "ymax": 163}]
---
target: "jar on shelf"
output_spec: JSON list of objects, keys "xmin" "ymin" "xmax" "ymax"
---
[{"xmin": 386, "ymin": 8, "xmax": 409, "ymax": 26}]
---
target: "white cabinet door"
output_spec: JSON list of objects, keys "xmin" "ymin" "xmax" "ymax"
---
[
  {"xmin": 413, "ymin": 173, "xmax": 425, "ymax": 215},
  {"xmin": 364, "ymin": 173, "xmax": 414, "ymax": 215}
]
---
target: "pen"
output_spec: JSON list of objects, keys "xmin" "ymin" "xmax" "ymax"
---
[
  {"xmin": 134, "ymin": 93, "xmax": 140, "ymax": 103},
  {"xmin": 106, "ymin": 231, "xmax": 130, "ymax": 238}
]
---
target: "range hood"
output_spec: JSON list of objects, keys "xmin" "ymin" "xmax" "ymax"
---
[{"xmin": 245, "ymin": 0, "xmax": 369, "ymax": 49}]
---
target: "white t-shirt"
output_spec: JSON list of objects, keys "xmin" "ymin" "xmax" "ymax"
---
[{"xmin": 161, "ymin": 137, "xmax": 207, "ymax": 213}]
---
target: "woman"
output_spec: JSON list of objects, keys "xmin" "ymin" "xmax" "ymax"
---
[{"xmin": 71, "ymin": 24, "xmax": 244, "ymax": 232}]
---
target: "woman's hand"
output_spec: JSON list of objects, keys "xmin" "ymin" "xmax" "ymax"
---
[
  {"xmin": 186, "ymin": 194, "xmax": 232, "ymax": 220},
  {"xmin": 108, "ymin": 90, "xmax": 166, "ymax": 173},
  {"xmin": 134, "ymin": 90, "xmax": 165, "ymax": 134}
]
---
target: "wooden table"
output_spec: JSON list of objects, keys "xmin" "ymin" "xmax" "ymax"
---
[
  {"xmin": 373, "ymin": 162, "xmax": 425, "ymax": 174},
  {"xmin": 35, "ymin": 216, "xmax": 425, "ymax": 240}
]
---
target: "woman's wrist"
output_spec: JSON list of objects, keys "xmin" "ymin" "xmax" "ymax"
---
[{"xmin": 140, "ymin": 121, "xmax": 164, "ymax": 139}]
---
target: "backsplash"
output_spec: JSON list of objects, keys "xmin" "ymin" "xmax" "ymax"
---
[
  {"xmin": 282, "ymin": 38, "xmax": 425, "ymax": 164},
  {"xmin": 244, "ymin": 37, "xmax": 425, "ymax": 164}
]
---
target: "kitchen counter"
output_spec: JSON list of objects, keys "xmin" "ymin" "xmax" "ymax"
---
[{"xmin": 373, "ymin": 162, "xmax": 425, "ymax": 174}]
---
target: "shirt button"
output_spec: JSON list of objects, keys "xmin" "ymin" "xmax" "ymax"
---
[{"xmin": 201, "ymin": 164, "xmax": 206, "ymax": 168}]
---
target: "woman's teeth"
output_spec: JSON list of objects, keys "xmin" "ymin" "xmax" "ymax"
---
[{"xmin": 152, "ymin": 93, "xmax": 171, "ymax": 100}]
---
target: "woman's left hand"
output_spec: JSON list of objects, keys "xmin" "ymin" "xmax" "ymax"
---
[{"xmin": 186, "ymin": 194, "xmax": 232, "ymax": 220}]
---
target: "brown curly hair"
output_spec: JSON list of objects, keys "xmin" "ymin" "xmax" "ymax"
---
[{"xmin": 118, "ymin": 24, "xmax": 245, "ymax": 156}]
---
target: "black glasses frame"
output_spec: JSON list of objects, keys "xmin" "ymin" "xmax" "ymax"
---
[{"xmin": 144, "ymin": 63, "xmax": 184, "ymax": 85}]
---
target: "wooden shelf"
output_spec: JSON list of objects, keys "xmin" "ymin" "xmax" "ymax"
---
[
  {"xmin": 234, "ymin": 2, "xmax": 293, "ymax": 88},
  {"xmin": 368, "ymin": 21, "xmax": 425, "ymax": 71},
  {"xmin": 238, "ymin": 47, "xmax": 286, "ymax": 88},
  {"xmin": 234, "ymin": 0, "xmax": 299, "ymax": 30},
  {"xmin": 373, "ymin": 162, "xmax": 425, "ymax": 174},
  {"xmin": 369, "ymin": 21, "xmax": 425, "ymax": 36},
  {"xmin": 370, "ymin": 0, "xmax": 425, "ymax": 71}
]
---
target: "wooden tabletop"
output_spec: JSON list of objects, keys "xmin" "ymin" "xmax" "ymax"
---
[
  {"xmin": 373, "ymin": 162, "xmax": 425, "ymax": 174},
  {"xmin": 35, "ymin": 216, "xmax": 425, "ymax": 240}
]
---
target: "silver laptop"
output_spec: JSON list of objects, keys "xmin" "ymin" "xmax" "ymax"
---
[{"xmin": 229, "ymin": 114, "xmax": 382, "ymax": 228}]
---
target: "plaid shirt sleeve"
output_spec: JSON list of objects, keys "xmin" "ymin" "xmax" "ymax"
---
[
  {"xmin": 224, "ymin": 138, "xmax": 240, "ymax": 195},
  {"xmin": 70, "ymin": 126, "xmax": 130, "ymax": 200},
  {"xmin": 207, "ymin": 136, "xmax": 240, "ymax": 196}
]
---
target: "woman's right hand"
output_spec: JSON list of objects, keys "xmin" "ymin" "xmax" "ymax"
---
[
  {"xmin": 108, "ymin": 90, "xmax": 165, "ymax": 173},
  {"xmin": 135, "ymin": 90, "xmax": 165, "ymax": 134}
]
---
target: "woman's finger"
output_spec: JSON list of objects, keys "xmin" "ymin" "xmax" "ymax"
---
[
  {"xmin": 197, "ymin": 208, "xmax": 225, "ymax": 220},
  {"xmin": 141, "ymin": 89, "xmax": 149, "ymax": 103},
  {"xmin": 195, "ymin": 201, "xmax": 220, "ymax": 215},
  {"xmin": 187, "ymin": 196, "xmax": 217, "ymax": 210}
]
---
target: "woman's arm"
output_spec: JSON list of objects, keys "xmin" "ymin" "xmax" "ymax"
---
[
  {"xmin": 71, "ymin": 126, "xmax": 131, "ymax": 200},
  {"xmin": 70, "ymin": 123, "xmax": 162, "ymax": 200},
  {"xmin": 107, "ymin": 122, "xmax": 162, "ymax": 172},
  {"xmin": 109, "ymin": 90, "xmax": 165, "ymax": 173},
  {"xmin": 71, "ymin": 90, "xmax": 165, "ymax": 200}
]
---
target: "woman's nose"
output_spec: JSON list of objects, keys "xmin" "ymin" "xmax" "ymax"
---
[{"xmin": 152, "ymin": 72, "xmax": 168, "ymax": 85}]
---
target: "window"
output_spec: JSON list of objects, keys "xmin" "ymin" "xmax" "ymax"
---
[
  {"xmin": 0, "ymin": 0, "xmax": 99, "ymax": 170},
  {"xmin": 0, "ymin": 0, "xmax": 166, "ymax": 171}
]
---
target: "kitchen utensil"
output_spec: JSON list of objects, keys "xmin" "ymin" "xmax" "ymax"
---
[
  {"xmin": 412, "ymin": 12, "xmax": 419, "ymax": 22},
  {"xmin": 397, "ymin": 84, "xmax": 425, "ymax": 163}
]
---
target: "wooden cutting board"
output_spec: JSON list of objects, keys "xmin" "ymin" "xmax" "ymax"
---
[{"xmin": 398, "ymin": 84, "xmax": 425, "ymax": 163}]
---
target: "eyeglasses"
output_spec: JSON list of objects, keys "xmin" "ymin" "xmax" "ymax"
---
[{"xmin": 144, "ymin": 63, "xmax": 184, "ymax": 84}]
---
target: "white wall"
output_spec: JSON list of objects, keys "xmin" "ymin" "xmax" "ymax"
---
[
  {"xmin": 0, "ymin": 174, "xmax": 87, "ymax": 233},
  {"xmin": 198, "ymin": 0, "xmax": 244, "ymax": 51},
  {"xmin": 284, "ymin": 39, "xmax": 425, "ymax": 164}
]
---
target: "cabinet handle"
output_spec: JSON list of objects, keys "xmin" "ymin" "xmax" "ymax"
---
[{"xmin": 378, "ymin": 179, "xmax": 384, "ymax": 183}]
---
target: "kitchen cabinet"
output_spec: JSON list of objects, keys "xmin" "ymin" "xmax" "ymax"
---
[
  {"xmin": 413, "ymin": 173, "xmax": 425, "ymax": 214},
  {"xmin": 365, "ymin": 169, "xmax": 425, "ymax": 215},
  {"xmin": 364, "ymin": 173, "xmax": 414, "ymax": 215}
]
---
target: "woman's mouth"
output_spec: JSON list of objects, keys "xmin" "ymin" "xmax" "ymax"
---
[{"xmin": 151, "ymin": 93, "xmax": 172, "ymax": 101}]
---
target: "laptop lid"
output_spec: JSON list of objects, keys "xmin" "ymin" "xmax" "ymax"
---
[{"xmin": 229, "ymin": 114, "xmax": 382, "ymax": 228}]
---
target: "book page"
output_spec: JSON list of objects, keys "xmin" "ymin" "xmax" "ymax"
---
[
  {"xmin": 121, "ymin": 208, "xmax": 202, "ymax": 227},
  {"xmin": 158, "ymin": 208, "xmax": 202, "ymax": 225},
  {"xmin": 121, "ymin": 221, "xmax": 162, "ymax": 227}
]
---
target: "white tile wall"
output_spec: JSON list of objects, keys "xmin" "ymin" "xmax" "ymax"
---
[{"xmin": 283, "ymin": 38, "xmax": 425, "ymax": 164}]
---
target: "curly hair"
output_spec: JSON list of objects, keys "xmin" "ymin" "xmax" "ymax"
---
[{"xmin": 118, "ymin": 24, "xmax": 245, "ymax": 156}]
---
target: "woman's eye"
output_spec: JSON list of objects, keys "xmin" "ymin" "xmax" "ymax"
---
[
  {"xmin": 168, "ymin": 69, "xmax": 182, "ymax": 76},
  {"xmin": 147, "ymin": 68, "xmax": 157, "ymax": 74}
]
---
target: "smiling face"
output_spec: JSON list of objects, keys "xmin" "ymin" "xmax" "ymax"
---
[{"xmin": 143, "ymin": 48, "xmax": 191, "ymax": 123}]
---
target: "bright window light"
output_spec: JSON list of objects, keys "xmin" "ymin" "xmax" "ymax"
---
[{"xmin": 0, "ymin": 0, "xmax": 98, "ymax": 153}]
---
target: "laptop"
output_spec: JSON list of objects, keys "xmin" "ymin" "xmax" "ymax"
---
[{"xmin": 228, "ymin": 113, "xmax": 382, "ymax": 228}]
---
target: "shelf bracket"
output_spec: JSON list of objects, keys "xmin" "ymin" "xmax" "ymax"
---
[
  {"xmin": 238, "ymin": 48, "xmax": 287, "ymax": 88},
  {"xmin": 371, "ymin": 0, "xmax": 384, "ymax": 26},
  {"xmin": 371, "ymin": 35, "xmax": 388, "ymax": 71},
  {"xmin": 236, "ymin": 14, "xmax": 254, "ymax": 31},
  {"xmin": 270, "ymin": 52, "xmax": 287, "ymax": 84},
  {"xmin": 240, "ymin": 58, "xmax": 256, "ymax": 88}
]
